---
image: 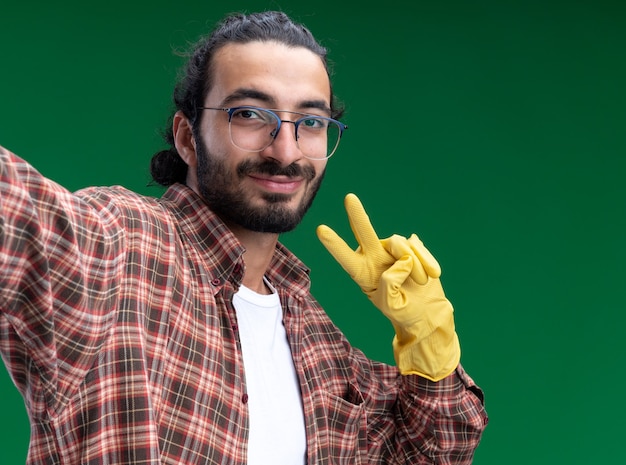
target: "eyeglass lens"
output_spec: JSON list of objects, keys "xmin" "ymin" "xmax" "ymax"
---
[{"xmin": 228, "ymin": 107, "xmax": 341, "ymax": 159}]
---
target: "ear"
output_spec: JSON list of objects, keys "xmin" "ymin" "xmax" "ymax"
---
[{"xmin": 173, "ymin": 110, "xmax": 197, "ymax": 169}]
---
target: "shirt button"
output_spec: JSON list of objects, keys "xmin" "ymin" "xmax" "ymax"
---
[
  {"xmin": 242, "ymin": 394, "xmax": 249, "ymax": 404},
  {"xmin": 211, "ymin": 278, "xmax": 221, "ymax": 286},
  {"xmin": 233, "ymin": 264, "xmax": 241, "ymax": 273}
]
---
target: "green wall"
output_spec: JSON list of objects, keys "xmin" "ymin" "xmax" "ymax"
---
[{"xmin": 2, "ymin": 1, "xmax": 625, "ymax": 463}]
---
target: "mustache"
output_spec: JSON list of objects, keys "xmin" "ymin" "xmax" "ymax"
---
[{"xmin": 236, "ymin": 159, "xmax": 316, "ymax": 181}]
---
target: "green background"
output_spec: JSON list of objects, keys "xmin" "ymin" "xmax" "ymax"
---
[{"xmin": 1, "ymin": 0, "xmax": 625, "ymax": 463}]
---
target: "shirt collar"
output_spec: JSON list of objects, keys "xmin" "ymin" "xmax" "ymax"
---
[{"xmin": 161, "ymin": 184, "xmax": 311, "ymax": 296}]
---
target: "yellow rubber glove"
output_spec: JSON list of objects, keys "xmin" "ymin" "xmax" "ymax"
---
[{"xmin": 316, "ymin": 193, "xmax": 460, "ymax": 381}]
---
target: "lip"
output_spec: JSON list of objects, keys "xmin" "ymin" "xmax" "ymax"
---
[{"xmin": 248, "ymin": 174, "xmax": 304, "ymax": 194}]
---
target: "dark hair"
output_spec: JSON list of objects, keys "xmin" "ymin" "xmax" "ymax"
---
[{"xmin": 150, "ymin": 10, "xmax": 344, "ymax": 186}]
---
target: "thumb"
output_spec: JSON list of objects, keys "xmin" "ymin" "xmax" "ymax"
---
[
  {"xmin": 380, "ymin": 255, "xmax": 414, "ymax": 300},
  {"xmin": 382, "ymin": 234, "xmax": 429, "ymax": 285},
  {"xmin": 368, "ymin": 254, "xmax": 414, "ymax": 311}
]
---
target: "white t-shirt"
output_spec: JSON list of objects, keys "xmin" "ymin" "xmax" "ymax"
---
[{"xmin": 233, "ymin": 283, "xmax": 307, "ymax": 464}]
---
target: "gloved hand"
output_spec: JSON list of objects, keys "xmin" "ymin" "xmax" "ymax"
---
[{"xmin": 316, "ymin": 193, "xmax": 460, "ymax": 381}]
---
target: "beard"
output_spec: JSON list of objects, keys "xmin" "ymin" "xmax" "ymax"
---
[{"xmin": 194, "ymin": 136, "xmax": 325, "ymax": 233}]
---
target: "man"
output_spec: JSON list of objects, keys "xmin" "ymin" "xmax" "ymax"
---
[{"xmin": 0, "ymin": 10, "xmax": 487, "ymax": 465}]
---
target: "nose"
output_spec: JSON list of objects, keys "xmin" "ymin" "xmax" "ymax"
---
[{"xmin": 261, "ymin": 120, "xmax": 303, "ymax": 166}]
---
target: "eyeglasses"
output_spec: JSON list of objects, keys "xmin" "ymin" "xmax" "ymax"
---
[{"xmin": 200, "ymin": 106, "xmax": 347, "ymax": 159}]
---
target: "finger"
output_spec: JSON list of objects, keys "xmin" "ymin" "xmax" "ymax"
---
[
  {"xmin": 408, "ymin": 234, "xmax": 441, "ymax": 278},
  {"xmin": 343, "ymin": 193, "xmax": 383, "ymax": 253},
  {"xmin": 382, "ymin": 234, "xmax": 429, "ymax": 285},
  {"xmin": 378, "ymin": 255, "xmax": 414, "ymax": 309},
  {"xmin": 316, "ymin": 224, "xmax": 363, "ymax": 278}
]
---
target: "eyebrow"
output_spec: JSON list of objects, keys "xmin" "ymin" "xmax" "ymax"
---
[{"xmin": 221, "ymin": 88, "xmax": 331, "ymax": 115}]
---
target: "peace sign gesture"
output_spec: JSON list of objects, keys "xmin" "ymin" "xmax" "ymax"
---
[
  {"xmin": 316, "ymin": 193, "xmax": 440, "ymax": 292},
  {"xmin": 316, "ymin": 193, "xmax": 459, "ymax": 381}
]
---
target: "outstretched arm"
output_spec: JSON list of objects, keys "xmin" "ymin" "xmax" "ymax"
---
[{"xmin": 0, "ymin": 145, "xmax": 123, "ymax": 415}]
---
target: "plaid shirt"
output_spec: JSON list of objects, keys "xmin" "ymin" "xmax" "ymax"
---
[{"xmin": 0, "ymin": 146, "xmax": 487, "ymax": 465}]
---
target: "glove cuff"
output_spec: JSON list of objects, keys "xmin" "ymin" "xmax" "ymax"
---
[{"xmin": 393, "ymin": 329, "xmax": 461, "ymax": 382}]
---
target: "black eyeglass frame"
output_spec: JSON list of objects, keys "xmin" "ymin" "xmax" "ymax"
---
[{"xmin": 199, "ymin": 105, "xmax": 348, "ymax": 159}]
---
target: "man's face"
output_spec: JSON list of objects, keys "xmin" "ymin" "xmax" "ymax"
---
[{"xmin": 191, "ymin": 41, "xmax": 332, "ymax": 233}]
